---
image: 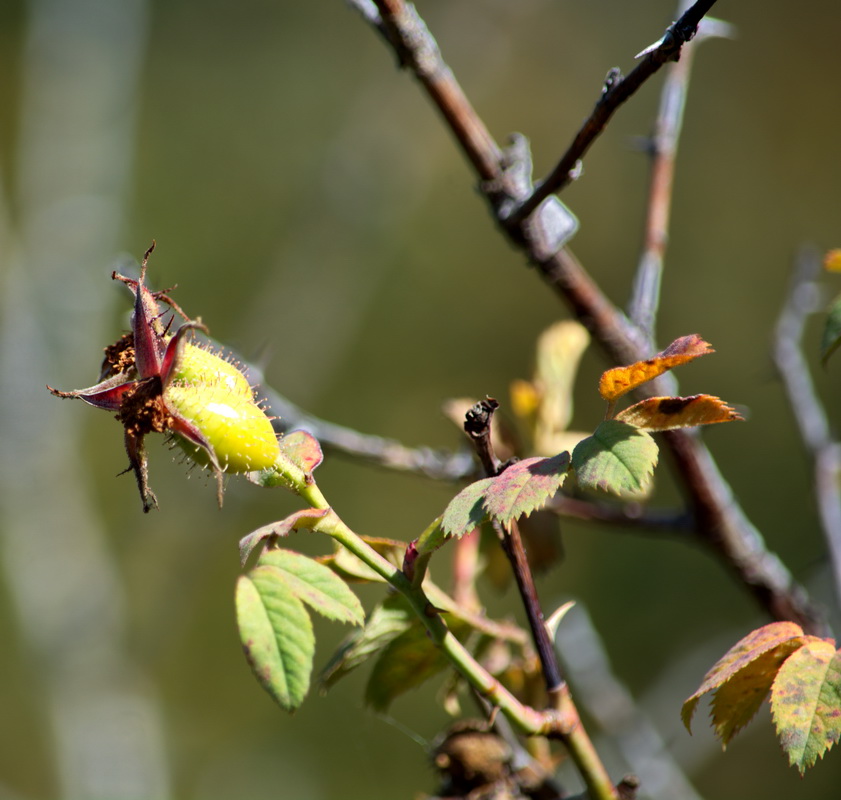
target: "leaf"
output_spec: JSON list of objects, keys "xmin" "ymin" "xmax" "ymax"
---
[
  {"xmin": 598, "ymin": 334, "xmax": 714, "ymax": 402},
  {"xmin": 441, "ymin": 477, "xmax": 495, "ymax": 538},
  {"xmin": 483, "ymin": 452, "xmax": 571, "ymax": 524},
  {"xmin": 821, "ymin": 292, "xmax": 841, "ymax": 365},
  {"xmin": 257, "ymin": 549, "xmax": 364, "ymax": 626},
  {"xmin": 615, "ymin": 394, "xmax": 743, "ymax": 431},
  {"xmin": 824, "ymin": 249, "xmax": 841, "ymax": 272},
  {"xmin": 238, "ymin": 507, "xmax": 329, "ymax": 566},
  {"xmin": 570, "ymin": 420, "xmax": 658, "ymax": 498},
  {"xmin": 237, "ymin": 548, "xmax": 364, "ymax": 711},
  {"xmin": 236, "ymin": 568, "xmax": 313, "ymax": 712},
  {"xmin": 771, "ymin": 640, "xmax": 841, "ymax": 772},
  {"xmin": 365, "ymin": 619, "xmax": 449, "ymax": 711},
  {"xmin": 319, "ymin": 594, "xmax": 415, "ymax": 691},
  {"xmin": 279, "ymin": 429, "xmax": 323, "ymax": 475},
  {"xmin": 682, "ymin": 621, "xmax": 807, "ymax": 735}
]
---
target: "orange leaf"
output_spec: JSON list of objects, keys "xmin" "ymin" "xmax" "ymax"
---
[
  {"xmin": 615, "ymin": 394, "xmax": 743, "ymax": 431},
  {"xmin": 824, "ymin": 249, "xmax": 841, "ymax": 273},
  {"xmin": 598, "ymin": 334, "xmax": 714, "ymax": 402}
]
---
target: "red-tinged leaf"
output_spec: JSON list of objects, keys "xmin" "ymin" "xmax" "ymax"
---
[
  {"xmin": 236, "ymin": 569, "xmax": 313, "ymax": 712},
  {"xmin": 599, "ymin": 334, "xmax": 714, "ymax": 402},
  {"xmin": 616, "ymin": 394, "xmax": 743, "ymax": 431},
  {"xmin": 365, "ymin": 620, "xmax": 449, "ymax": 711},
  {"xmin": 570, "ymin": 420, "xmax": 658, "ymax": 499},
  {"xmin": 319, "ymin": 594, "xmax": 414, "ymax": 691},
  {"xmin": 483, "ymin": 452, "xmax": 571, "ymax": 524},
  {"xmin": 682, "ymin": 621, "xmax": 806, "ymax": 733},
  {"xmin": 821, "ymin": 292, "xmax": 841, "ymax": 365},
  {"xmin": 279, "ymin": 430, "xmax": 323, "ymax": 474},
  {"xmin": 239, "ymin": 508, "xmax": 329, "ymax": 566},
  {"xmin": 825, "ymin": 249, "xmax": 841, "ymax": 272},
  {"xmin": 256, "ymin": 549, "xmax": 364, "ymax": 626},
  {"xmin": 771, "ymin": 640, "xmax": 841, "ymax": 773},
  {"xmin": 441, "ymin": 477, "xmax": 496, "ymax": 538}
]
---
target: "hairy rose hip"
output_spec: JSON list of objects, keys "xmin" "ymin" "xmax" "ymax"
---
[{"xmin": 48, "ymin": 242, "xmax": 281, "ymax": 511}]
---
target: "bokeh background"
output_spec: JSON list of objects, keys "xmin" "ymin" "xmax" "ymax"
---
[{"xmin": 2, "ymin": 1, "xmax": 841, "ymax": 798}]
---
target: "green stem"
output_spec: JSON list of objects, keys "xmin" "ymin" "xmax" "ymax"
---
[
  {"xmin": 297, "ymin": 477, "xmax": 557, "ymax": 736},
  {"xmin": 279, "ymin": 467, "xmax": 616, "ymax": 795}
]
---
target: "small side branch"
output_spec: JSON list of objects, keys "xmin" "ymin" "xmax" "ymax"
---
[
  {"xmin": 629, "ymin": 12, "xmax": 734, "ymax": 336},
  {"xmin": 508, "ymin": 0, "xmax": 720, "ymax": 226},
  {"xmin": 773, "ymin": 248, "xmax": 841, "ymax": 608}
]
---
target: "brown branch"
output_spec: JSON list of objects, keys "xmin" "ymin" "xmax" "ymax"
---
[
  {"xmin": 507, "ymin": 0, "xmax": 720, "ymax": 227},
  {"xmin": 354, "ymin": 0, "xmax": 825, "ymax": 634},
  {"xmin": 462, "ymin": 400, "xmax": 565, "ymax": 693},
  {"xmin": 629, "ymin": 13, "xmax": 735, "ymax": 336}
]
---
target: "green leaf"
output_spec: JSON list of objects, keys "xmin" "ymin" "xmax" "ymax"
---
[
  {"xmin": 570, "ymin": 420, "xmax": 658, "ymax": 498},
  {"xmin": 238, "ymin": 507, "xmax": 329, "ymax": 566},
  {"xmin": 441, "ymin": 477, "xmax": 495, "ymax": 538},
  {"xmin": 365, "ymin": 620, "xmax": 449, "ymax": 711},
  {"xmin": 483, "ymin": 452, "xmax": 570, "ymax": 524},
  {"xmin": 771, "ymin": 640, "xmax": 841, "ymax": 773},
  {"xmin": 319, "ymin": 594, "xmax": 414, "ymax": 691},
  {"xmin": 821, "ymin": 292, "xmax": 841, "ymax": 365},
  {"xmin": 258, "ymin": 549, "xmax": 364, "ymax": 626},
  {"xmin": 236, "ymin": 568, "xmax": 314, "ymax": 712}
]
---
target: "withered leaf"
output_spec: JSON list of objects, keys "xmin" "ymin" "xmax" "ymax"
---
[
  {"xmin": 616, "ymin": 394, "xmax": 742, "ymax": 431},
  {"xmin": 598, "ymin": 334, "xmax": 714, "ymax": 402}
]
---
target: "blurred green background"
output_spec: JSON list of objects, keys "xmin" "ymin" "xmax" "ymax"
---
[{"xmin": 2, "ymin": 0, "xmax": 841, "ymax": 798}]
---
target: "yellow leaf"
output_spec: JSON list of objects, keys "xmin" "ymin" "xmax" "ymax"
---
[
  {"xmin": 682, "ymin": 621, "xmax": 805, "ymax": 733},
  {"xmin": 616, "ymin": 394, "xmax": 742, "ymax": 431},
  {"xmin": 599, "ymin": 334, "xmax": 714, "ymax": 402}
]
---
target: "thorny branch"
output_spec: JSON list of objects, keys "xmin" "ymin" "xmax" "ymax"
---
[
  {"xmin": 354, "ymin": 0, "xmax": 824, "ymax": 633},
  {"xmin": 507, "ymin": 0, "xmax": 720, "ymax": 226}
]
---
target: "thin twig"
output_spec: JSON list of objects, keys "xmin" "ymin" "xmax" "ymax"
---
[
  {"xmin": 356, "ymin": 0, "xmax": 824, "ymax": 633},
  {"xmin": 462, "ymin": 399, "xmax": 566, "ymax": 694},
  {"xmin": 247, "ymin": 363, "xmax": 477, "ymax": 481},
  {"xmin": 773, "ymin": 247, "xmax": 841, "ymax": 609},
  {"xmin": 629, "ymin": 11, "xmax": 735, "ymax": 336},
  {"xmin": 508, "ymin": 0, "xmax": 720, "ymax": 226}
]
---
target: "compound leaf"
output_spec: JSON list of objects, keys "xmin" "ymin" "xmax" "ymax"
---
[
  {"xmin": 570, "ymin": 420, "xmax": 658, "ymax": 498},
  {"xmin": 681, "ymin": 622, "xmax": 820, "ymax": 747},
  {"xmin": 771, "ymin": 640, "xmax": 841, "ymax": 773}
]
